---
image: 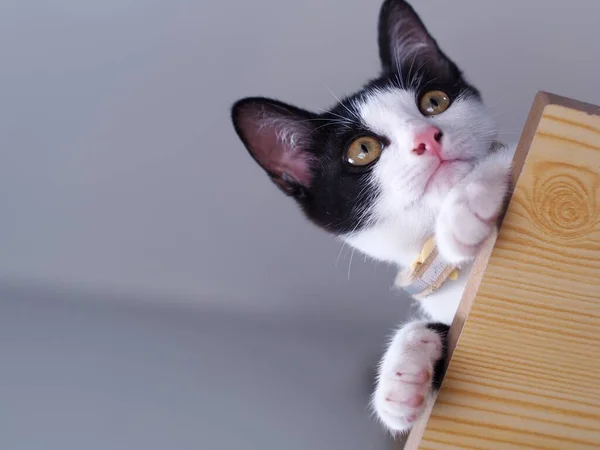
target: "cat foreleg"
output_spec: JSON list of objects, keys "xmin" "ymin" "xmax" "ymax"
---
[
  {"xmin": 371, "ymin": 320, "xmax": 449, "ymax": 435},
  {"xmin": 435, "ymin": 144, "xmax": 514, "ymax": 264}
]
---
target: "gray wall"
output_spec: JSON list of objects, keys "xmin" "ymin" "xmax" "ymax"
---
[
  {"xmin": 3, "ymin": 0, "xmax": 600, "ymax": 314},
  {"xmin": 0, "ymin": 287, "xmax": 390, "ymax": 450},
  {"xmin": 1, "ymin": 0, "xmax": 600, "ymax": 449}
]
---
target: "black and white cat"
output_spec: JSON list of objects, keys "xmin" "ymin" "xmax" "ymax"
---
[{"xmin": 231, "ymin": 0, "xmax": 513, "ymax": 435}]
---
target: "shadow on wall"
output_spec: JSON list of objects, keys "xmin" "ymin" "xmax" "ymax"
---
[{"xmin": 0, "ymin": 284, "xmax": 404, "ymax": 450}]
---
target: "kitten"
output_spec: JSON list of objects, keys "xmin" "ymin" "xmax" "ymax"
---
[{"xmin": 230, "ymin": 0, "xmax": 513, "ymax": 435}]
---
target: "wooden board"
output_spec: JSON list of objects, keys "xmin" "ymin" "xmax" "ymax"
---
[{"xmin": 404, "ymin": 92, "xmax": 600, "ymax": 449}]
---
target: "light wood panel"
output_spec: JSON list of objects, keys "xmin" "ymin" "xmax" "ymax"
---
[{"xmin": 404, "ymin": 92, "xmax": 600, "ymax": 449}]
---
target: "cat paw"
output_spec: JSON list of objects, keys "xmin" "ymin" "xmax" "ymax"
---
[
  {"xmin": 372, "ymin": 322, "xmax": 445, "ymax": 434},
  {"xmin": 435, "ymin": 171, "xmax": 508, "ymax": 264}
]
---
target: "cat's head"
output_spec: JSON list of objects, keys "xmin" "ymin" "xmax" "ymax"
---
[{"xmin": 231, "ymin": 0, "xmax": 497, "ymax": 263}]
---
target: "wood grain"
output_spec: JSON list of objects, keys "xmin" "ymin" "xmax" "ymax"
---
[{"xmin": 404, "ymin": 93, "xmax": 600, "ymax": 449}]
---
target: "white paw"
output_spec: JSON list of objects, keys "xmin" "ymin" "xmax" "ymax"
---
[
  {"xmin": 372, "ymin": 322, "xmax": 444, "ymax": 434},
  {"xmin": 435, "ymin": 170, "xmax": 508, "ymax": 264}
]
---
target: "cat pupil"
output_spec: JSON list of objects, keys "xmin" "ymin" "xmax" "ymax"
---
[
  {"xmin": 360, "ymin": 143, "xmax": 369, "ymax": 155},
  {"xmin": 431, "ymin": 98, "xmax": 439, "ymax": 107}
]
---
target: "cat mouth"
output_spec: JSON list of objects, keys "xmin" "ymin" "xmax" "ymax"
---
[{"xmin": 423, "ymin": 158, "xmax": 472, "ymax": 193}]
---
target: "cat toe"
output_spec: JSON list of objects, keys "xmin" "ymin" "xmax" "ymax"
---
[{"xmin": 372, "ymin": 322, "xmax": 446, "ymax": 434}]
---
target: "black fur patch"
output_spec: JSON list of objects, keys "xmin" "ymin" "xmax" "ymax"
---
[
  {"xmin": 426, "ymin": 322, "xmax": 450, "ymax": 390},
  {"xmin": 231, "ymin": 0, "xmax": 482, "ymax": 236}
]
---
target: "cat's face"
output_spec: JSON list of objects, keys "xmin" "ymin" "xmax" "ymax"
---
[{"xmin": 231, "ymin": 0, "xmax": 497, "ymax": 262}]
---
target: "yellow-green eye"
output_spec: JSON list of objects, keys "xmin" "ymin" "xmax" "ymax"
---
[
  {"xmin": 419, "ymin": 90, "xmax": 451, "ymax": 116},
  {"xmin": 345, "ymin": 136, "xmax": 383, "ymax": 166}
]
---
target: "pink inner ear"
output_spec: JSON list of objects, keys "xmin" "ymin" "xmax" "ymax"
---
[
  {"xmin": 274, "ymin": 146, "xmax": 313, "ymax": 186},
  {"xmin": 239, "ymin": 111, "xmax": 313, "ymax": 187}
]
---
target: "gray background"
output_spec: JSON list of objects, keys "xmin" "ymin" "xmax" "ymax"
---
[{"xmin": 1, "ymin": 0, "xmax": 599, "ymax": 449}]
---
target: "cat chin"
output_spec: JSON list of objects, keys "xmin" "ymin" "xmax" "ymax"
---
[
  {"xmin": 342, "ymin": 218, "xmax": 433, "ymax": 268},
  {"xmin": 423, "ymin": 159, "xmax": 474, "ymax": 206}
]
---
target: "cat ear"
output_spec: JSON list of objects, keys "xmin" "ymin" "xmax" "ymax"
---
[
  {"xmin": 377, "ymin": 0, "xmax": 459, "ymax": 78},
  {"xmin": 231, "ymin": 98, "xmax": 317, "ymax": 197}
]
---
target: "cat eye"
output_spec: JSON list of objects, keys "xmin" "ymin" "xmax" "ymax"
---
[
  {"xmin": 419, "ymin": 90, "xmax": 451, "ymax": 116},
  {"xmin": 345, "ymin": 136, "xmax": 383, "ymax": 167}
]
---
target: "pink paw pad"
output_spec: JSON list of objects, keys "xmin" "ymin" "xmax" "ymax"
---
[{"xmin": 406, "ymin": 394, "xmax": 424, "ymax": 408}]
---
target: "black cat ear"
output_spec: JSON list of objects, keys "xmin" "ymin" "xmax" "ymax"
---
[
  {"xmin": 378, "ymin": 0, "xmax": 459, "ymax": 79},
  {"xmin": 231, "ymin": 98, "xmax": 317, "ymax": 197}
]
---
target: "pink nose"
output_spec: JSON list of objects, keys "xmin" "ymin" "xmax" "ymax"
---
[{"xmin": 413, "ymin": 126, "xmax": 443, "ymax": 157}]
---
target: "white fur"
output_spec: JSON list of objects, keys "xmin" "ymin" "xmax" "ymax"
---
[
  {"xmin": 342, "ymin": 87, "xmax": 514, "ymax": 433},
  {"xmin": 371, "ymin": 320, "xmax": 443, "ymax": 434}
]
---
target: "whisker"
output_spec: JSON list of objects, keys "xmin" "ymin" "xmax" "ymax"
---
[
  {"xmin": 335, "ymin": 241, "xmax": 348, "ymax": 267},
  {"xmin": 319, "ymin": 109, "xmax": 357, "ymax": 126},
  {"xmin": 347, "ymin": 248, "xmax": 356, "ymax": 280},
  {"xmin": 407, "ymin": 52, "xmax": 419, "ymax": 86},
  {"xmin": 307, "ymin": 121, "xmax": 341, "ymax": 138},
  {"xmin": 325, "ymin": 86, "xmax": 362, "ymax": 122}
]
